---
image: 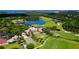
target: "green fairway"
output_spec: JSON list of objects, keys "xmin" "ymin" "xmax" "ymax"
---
[
  {"xmin": 33, "ymin": 16, "xmax": 79, "ymax": 49},
  {"xmin": 57, "ymin": 31, "xmax": 79, "ymax": 40},
  {"xmin": 40, "ymin": 37, "xmax": 79, "ymax": 49}
]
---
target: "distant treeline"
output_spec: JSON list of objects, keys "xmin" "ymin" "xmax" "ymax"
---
[{"xmin": 0, "ymin": 13, "xmax": 28, "ymax": 17}]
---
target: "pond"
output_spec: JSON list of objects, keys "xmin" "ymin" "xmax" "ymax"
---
[{"xmin": 24, "ymin": 19, "xmax": 45, "ymax": 25}]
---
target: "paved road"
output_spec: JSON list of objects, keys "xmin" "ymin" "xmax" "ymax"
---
[
  {"xmin": 34, "ymin": 38, "xmax": 48, "ymax": 49},
  {"xmin": 22, "ymin": 32, "xmax": 34, "ymax": 44},
  {"xmin": 18, "ymin": 38, "xmax": 27, "ymax": 49}
]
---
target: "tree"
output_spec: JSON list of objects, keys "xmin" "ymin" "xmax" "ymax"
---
[
  {"xmin": 0, "ymin": 46, "xmax": 5, "ymax": 49},
  {"xmin": 62, "ymin": 18, "xmax": 79, "ymax": 33}
]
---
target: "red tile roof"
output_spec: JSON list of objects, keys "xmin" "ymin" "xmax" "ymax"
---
[{"xmin": 0, "ymin": 38, "xmax": 6, "ymax": 44}]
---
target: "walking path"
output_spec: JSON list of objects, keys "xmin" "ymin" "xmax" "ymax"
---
[{"xmin": 34, "ymin": 38, "xmax": 48, "ymax": 49}]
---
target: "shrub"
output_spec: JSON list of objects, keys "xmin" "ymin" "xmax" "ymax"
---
[
  {"xmin": 0, "ymin": 46, "xmax": 5, "ymax": 49},
  {"xmin": 27, "ymin": 43, "xmax": 34, "ymax": 49}
]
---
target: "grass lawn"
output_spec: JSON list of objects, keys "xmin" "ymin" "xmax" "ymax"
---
[
  {"xmin": 56, "ymin": 22, "xmax": 64, "ymax": 31},
  {"xmin": 3, "ymin": 41, "xmax": 22, "ymax": 49},
  {"xmin": 12, "ymin": 19, "xmax": 23, "ymax": 23},
  {"xmin": 33, "ymin": 33, "xmax": 48, "ymax": 47},
  {"xmin": 39, "ymin": 23, "xmax": 79, "ymax": 49},
  {"xmin": 34, "ymin": 42, "xmax": 41, "ymax": 48},
  {"xmin": 34, "ymin": 33, "xmax": 48, "ymax": 39},
  {"xmin": 56, "ymin": 31, "xmax": 79, "ymax": 40},
  {"xmin": 33, "ymin": 16, "xmax": 79, "ymax": 49},
  {"xmin": 40, "ymin": 36, "xmax": 79, "ymax": 49}
]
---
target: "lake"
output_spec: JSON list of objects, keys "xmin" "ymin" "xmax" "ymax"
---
[{"xmin": 24, "ymin": 19, "xmax": 45, "ymax": 25}]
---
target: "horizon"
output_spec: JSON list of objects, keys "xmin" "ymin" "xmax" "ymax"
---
[{"xmin": 0, "ymin": 10, "xmax": 78, "ymax": 13}]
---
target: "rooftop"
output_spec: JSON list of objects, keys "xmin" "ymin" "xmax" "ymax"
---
[{"xmin": 0, "ymin": 37, "xmax": 6, "ymax": 44}]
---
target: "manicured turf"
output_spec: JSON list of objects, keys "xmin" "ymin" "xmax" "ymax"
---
[
  {"xmin": 40, "ymin": 30, "xmax": 79, "ymax": 49},
  {"xmin": 34, "ymin": 33, "xmax": 48, "ymax": 39},
  {"xmin": 33, "ymin": 33, "xmax": 48, "ymax": 47},
  {"xmin": 33, "ymin": 17, "xmax": 79, "ymax": 49},
  {"xmin": 56, "ymin": 31, "xmax": 79, "ymax": 40},
  {"xmin": 4, "ymin": 41, "xmax": 22, "ymax": 49},
  {"xmin": 56, "ymin": 22, "xmax": 64, "ymax": 31},
  {"xmin": 40, "ymin": 37, "xmax": 79, "ymax": 49}
]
